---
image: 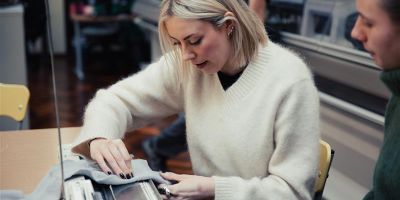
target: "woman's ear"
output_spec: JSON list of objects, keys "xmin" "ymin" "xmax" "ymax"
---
[
  {"xmin": 224, "ymin": 11, "xmax": 235, "ymax": 33},
  {"xmin": 224, "ymin": 11, "xmax": 234, "ymax": 18}
]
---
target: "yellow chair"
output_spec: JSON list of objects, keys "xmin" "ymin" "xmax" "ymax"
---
[
  {"xmin": 0, "ymin": 83, "xmax": 30, "ymax": 129},
  {"xmin": 314, "ymin": 140, "xmax": 335, "ymax": 200}
]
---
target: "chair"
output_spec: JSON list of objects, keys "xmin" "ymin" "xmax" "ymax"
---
[
  {"xmin": 314, "ymin": 140, "xmax": 335, "ymax": 200},
  {"xmin": 0, "ymin": 83, "xmax": 30, "ymax": 129}
]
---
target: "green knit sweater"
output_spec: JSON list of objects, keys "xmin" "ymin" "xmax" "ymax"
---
[{"xmin": 364, "ymin": 68, "xmax": 400, "ymax": 200}]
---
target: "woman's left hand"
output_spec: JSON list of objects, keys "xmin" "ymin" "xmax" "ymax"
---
[{"xmin": 159, "ymin": 172, "xmax": 215, "ymax": 200}]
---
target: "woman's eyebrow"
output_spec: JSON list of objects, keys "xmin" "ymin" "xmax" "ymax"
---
[
  {"xmin": 183, "ymin": 34, "xmax": 194, "ymax": 41},
  {"xmin": 169, "ymin": 34, "xmax": 195, "ymax": 42}
]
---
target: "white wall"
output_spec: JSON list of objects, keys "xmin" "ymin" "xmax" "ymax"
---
[{"xmin": 0, "ymin": 5, "xmax": 29, "ymax": 130}]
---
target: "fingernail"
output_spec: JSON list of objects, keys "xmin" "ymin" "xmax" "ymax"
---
[
  {"xmin": 107, "ymin": 171, "xmax": 112, "ymax": 175},
  {"xmin": 119, "ymin": 173, "xmax": 126, "ymax": 179},
  {"xmin": 126, "ymin": 173, "xmax": 131, "ymax": 179},
  {"xmin": 131, "ymin": 172, "xmax": 134, "ymax": 177}
]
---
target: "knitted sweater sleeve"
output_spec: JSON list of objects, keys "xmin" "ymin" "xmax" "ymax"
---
[
  {"xmin": 213, "ymin": 79, "xmax": 320, "ymax": 200},
  {"xmin": 73, "ymin": 56, "xmax": 183, "ymax": 148}
]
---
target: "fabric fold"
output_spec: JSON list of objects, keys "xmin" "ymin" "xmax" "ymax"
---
[{"xmin": 1, "ymin": 159, "xmax": 168, "ymax": 200}]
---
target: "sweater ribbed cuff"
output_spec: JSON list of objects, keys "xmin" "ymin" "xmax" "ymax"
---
[{"xmin": 212, "ymin": 176, "xmax": 235, "ymax": 200}]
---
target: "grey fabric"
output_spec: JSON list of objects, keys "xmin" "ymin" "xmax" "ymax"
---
[
  {"xmin": 62, "ymin": 159, "xmax": 169, "ymax": 185},
  {"xmin": 1, "ymin": 159, "xmax": 169, "ymax": 200},
  {"xmin": 0, "ymin": 190, "xmax": 24, "ymax": 200}
]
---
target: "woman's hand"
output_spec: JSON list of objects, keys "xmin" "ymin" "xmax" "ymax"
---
[
  {"xmin": 159, "ymin": 172, "xmax": 215, "ymax": 200},
  {"xmin": 89, "ymin": 138, "xmax": 133, "ymax": 179}
]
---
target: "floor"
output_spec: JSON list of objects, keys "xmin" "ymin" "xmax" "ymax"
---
[{"xmin": 27, "ymin": 53, "xmax": 192, "ymax": 175}]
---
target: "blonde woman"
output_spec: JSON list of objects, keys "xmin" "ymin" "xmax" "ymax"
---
[{"xmin": 72, "ymin": 0, "xmax": 320, "ymax": 199}]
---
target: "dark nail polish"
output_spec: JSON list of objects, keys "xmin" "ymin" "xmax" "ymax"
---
[
  {"xmin": 119, "ymin": 173, "xmax": 125, "ymax": 179},
  {"xmin": 126, "ymin": 173, "xmax": 131, "ymax": 179},
  {"xmin": 107, "ymin": 171, "xmax": 112, "ymax": 175},
  {"xmin": 131, "ymin": 172, "xmax": 134, "ymax": 177}
]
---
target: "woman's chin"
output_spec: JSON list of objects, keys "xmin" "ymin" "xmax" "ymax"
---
[{"xmin": 201, "ymin": 67, "xmax": 219, "ymax": 74}]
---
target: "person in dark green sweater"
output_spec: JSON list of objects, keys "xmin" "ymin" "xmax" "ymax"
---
[{"xmin": 351, "ymin": 0, "xmax": 400, "ymax": 199}]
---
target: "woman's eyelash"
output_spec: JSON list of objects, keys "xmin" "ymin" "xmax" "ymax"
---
[
  {"xmin": 189, "ymin": 38, "xmax": 202, "ymax": 45},
  {"xmin": 172, "ymin": 37, "xmax": 202, "ymax": 46}
]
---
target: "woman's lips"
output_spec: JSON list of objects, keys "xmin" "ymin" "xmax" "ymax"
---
[{"xmin": 195, "ymin": 61, "xmax": 208, "ymax": 69}]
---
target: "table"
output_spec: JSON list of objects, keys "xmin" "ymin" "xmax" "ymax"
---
[
  {"xmin": 70, "ymin": 14, "xmax": 136, "ymax": 80},
  {"xmin": 0, "ymin": 127, "xmax": 80, "ymax": 193}
]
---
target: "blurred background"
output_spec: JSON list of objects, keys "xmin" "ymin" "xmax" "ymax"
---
[{"xmin": 0, "ymin": 0, "xmax": 388, "ymax": 199}]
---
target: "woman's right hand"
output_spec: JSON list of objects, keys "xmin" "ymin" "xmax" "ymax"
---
[{"xmin": 89, "ymin": 138, "xmax": 134, "ymax": 179}]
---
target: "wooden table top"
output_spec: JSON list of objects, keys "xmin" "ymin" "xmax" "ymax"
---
[{"xmin": 0, "ymin": 127, "xmax": 80, "ymax": 193}]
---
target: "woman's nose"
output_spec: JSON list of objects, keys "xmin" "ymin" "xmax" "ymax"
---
[
  {"xmin": 182, "ymin": 52, "xmax": 195, "ymax": 61},
  {"xmin": 181, "ymin": 46, "xmax": 195, "ymax": 61}
]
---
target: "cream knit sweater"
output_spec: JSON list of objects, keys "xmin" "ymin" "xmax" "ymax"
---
[{"xmin": 74, "ymin": 42, "xmax": 320, "ymax": 200}]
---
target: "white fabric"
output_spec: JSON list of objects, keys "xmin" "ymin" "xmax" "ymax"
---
[{"xmin": 74, "ymin": 42, "xmax": 321, "ymax": 200}]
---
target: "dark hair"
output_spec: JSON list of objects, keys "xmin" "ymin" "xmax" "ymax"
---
[{"xmin": 381, "ymin": 0, "xmax": 400, "ymax": 24}]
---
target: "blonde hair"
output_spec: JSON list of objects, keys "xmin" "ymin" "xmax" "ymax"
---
[{"xmin": 158, "ymin": 0, "xmax": 267, "ymax": 72}]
